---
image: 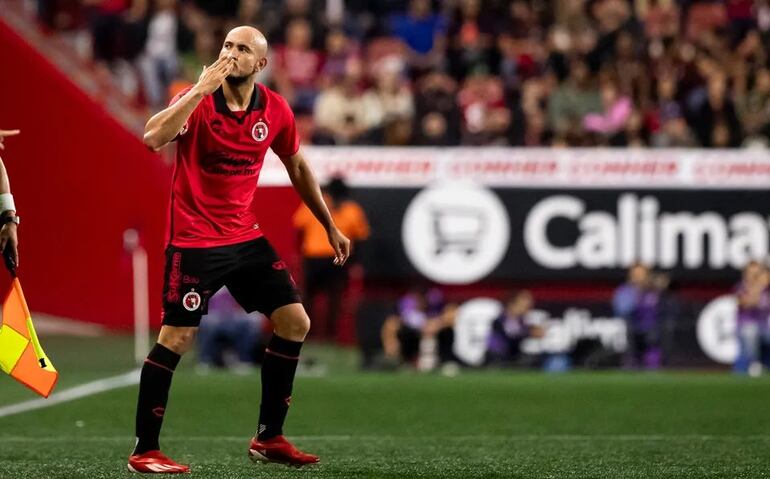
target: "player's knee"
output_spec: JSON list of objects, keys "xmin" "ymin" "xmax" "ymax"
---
[
  {"xmin": 292, "ymin": 314, "xmax": 311, "ymax": 338},
  {"xmin": 159, "ymin": 327, "xmax": 198, "ymax": 355},
  {"xmin": 279, "ymin": 314, "xmax": 310, "ymax": 341}
]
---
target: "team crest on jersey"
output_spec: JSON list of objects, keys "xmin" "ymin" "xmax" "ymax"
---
[
  {"xmin": 252, "ymin": 121, "xmax": 268, "ymax": 142},
  {"xmin": 179, "ymin": 122, "xmax": 189, "ymax": 136},
  {"xmin": 183, "ymin": 290, "xmax": 201, "ymax": 312}
]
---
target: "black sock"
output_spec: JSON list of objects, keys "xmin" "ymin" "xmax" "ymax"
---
[
  {"xmin": 133, "ymin": 343, "xmax": 181, "ymax": 454},
  {"xmin": 257, "ymin": 334, "xmax": 303, "ymax": 440}
]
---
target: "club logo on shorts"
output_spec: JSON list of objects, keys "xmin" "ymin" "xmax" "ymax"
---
[
  {"xmin": 182, "ymin": 290, "xmax": 201, "ymax": 312},
  {"xmin": 252, "ymin": 121, "xmax": 268, "ymax": 142}
]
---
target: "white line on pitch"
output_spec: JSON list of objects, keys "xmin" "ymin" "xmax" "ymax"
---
[{"xmin": 0, "ymin": 369, "xmax": 141, "ymax": 418}]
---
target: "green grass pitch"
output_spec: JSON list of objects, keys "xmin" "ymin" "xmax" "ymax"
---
[{"xmin": 0, "ymin": 336, "xmax": 768, "ymax": 478}]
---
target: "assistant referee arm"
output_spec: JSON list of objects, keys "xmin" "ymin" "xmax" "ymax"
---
[
  {"xmin": 0, "ymin": 128, "xmax": 18, "ymax": 214},
  {"xmin": 0, "ymin": 152, "xmax": 19, "ymax": 268},
  {"xmin": 0, "ymin": 157, "xmax": 11, "ymax": 198}
]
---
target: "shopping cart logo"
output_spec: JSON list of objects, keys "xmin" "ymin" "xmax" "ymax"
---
[
  {"xmin": 431, "ymin": 206, "xmax": 487, "ymax": 256},
  {"xmin": 402, "ymin": 182, "xmax": 510, "ymax": 284}
]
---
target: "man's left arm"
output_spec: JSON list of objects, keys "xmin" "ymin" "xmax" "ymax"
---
[{"xmin": 280, "ymin": 151, "xmax": 350, "ymax": 265}]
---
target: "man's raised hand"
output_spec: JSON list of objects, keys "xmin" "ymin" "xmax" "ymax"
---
[{"xmin": 193, "ymin": 57, "xmax": 235, "ymax": 96}]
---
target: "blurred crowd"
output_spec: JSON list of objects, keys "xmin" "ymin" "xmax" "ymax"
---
[
  {"xmin": 373, "ymin": 273, "xmax": 678, "ymax": 373},
  {"xmin": 35, "ymin": 0, "xmax": 770, "ymax": 147}
]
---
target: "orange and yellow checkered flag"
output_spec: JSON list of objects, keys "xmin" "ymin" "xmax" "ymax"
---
[{"xmin": 0, "ymin": 278, "xmax": 58, "ymax": 397}]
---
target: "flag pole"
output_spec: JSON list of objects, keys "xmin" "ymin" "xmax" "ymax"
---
[{"xmin": 124, "ymin": 229, "xmax": 150, "ymax": 365}]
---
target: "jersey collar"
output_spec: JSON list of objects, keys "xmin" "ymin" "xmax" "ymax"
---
[{"xmin": 213, "ymin": 84, "xmax": 263, "ymax": 123}]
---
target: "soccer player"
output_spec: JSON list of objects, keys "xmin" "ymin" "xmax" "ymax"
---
[{"xmin": 127, "ymin": 26, "xmax": 351, "ymax": 474}]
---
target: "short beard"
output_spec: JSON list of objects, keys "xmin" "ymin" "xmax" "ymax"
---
[{"xmin": 225, "ymin": 73, "xmax": 252, "ymax": 86}]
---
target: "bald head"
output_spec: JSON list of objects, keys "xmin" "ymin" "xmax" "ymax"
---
[
  {"xmin": 226, "ymin": 26, "xmax": 268, "ymax": 56},
  {"xmin": 220, "ymin": 26, "xmax": 269, "ymax": 85}
]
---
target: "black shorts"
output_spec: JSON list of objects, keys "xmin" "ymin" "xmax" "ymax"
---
[{"xmin": 161, "ymin": 237, "xmax": 302, "ymax": 327}]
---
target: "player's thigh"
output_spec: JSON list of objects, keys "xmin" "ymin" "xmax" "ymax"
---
[
  {"xmin": 161, "ymin": 245, "xmax": 229, "ymax": 329},
  {"xmin": 225, "ymin": 238, "xmax": 302, "ymax": 318}
]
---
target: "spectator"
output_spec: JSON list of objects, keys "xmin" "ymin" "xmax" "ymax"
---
[
  {"xmin": 380, "ymin": 287, "xmax": 456, "ymax": 369},
  {"xmin": 319, "ymin": 28, "xmax": 359, "ymax": 87},
  {"xmin": 497, "ymin": 31, "xmax": 522, "ymax": 91},
  {"xmin": 137, "ymin": 0, "xmax": 183, "ymax": 110},
  {"xmin": 370, "ymin": 57, "xmax": 415, "ymax": 145},
  {"xmin": 583, "ymin": 81, "xmax": 633, "ymax": 139},
  {"xmin": 447, "ymin": 0, "xmax": 496, "ymax": 80},
  {"xmin": 177, "ymin": 22, "xmax": 218, "ymax": 88},
  {"xmin": 275, "ymin": 0, "xmax": 324, "ymax": 46},
  {"xmin": 38, "ymin": 0, "xmax": 84, "ymax": 31},
  {"xmin": 606, "ymin": 30, "xmax": 650, "ymax": 108},
  {"xmin": 520, "ymin": 77, "xmax": 554, "ymax": 145},
  {"xmin": 689, "ymin": 73, "xmax": 743, "ymax": 147},
  {"xmin": 648, "ymin": 75, "xmax": 682, "ymax": 130},
  {"xmin": 313, "ymin": 60, "xmax": 383, "ymax": 144},
  {"xmin": 734, "ymin": 261, "xmax": 770, "ymax": 376},
  {"xmin": 85, "ymin": 0, "xmax": 132, "ymax": 65},
  {"xmin": 235, "ymin": 0, "xmax": 280, "ymax": 37},
  {"xmin": 197, "ymin": 288, "xmax": 264, "ymax": 373},
  {"xmin": 548, "ymin": 58, "xmax": 602, "ymax": 137},
  {"xmin": 587, "ymin": 0, "xmax": 634, "ymax": 71},
  {"xmin": 727, "ymin": 0, "xmax": 757, "ymax": 44},
  {"xmin": 293, "ymin": 176, "xmax": 370, "ymax": 340},
  {"xmin": 496, "ymin": 0, "xmax": 543, "ymax": 87},
  {"xmin": 654, "ymin": 116, "xmax": 697, "ymax": 147},
  {"xmin": 650, "ymin": 74, "xmax": 697, "ymax": 146},
  {"xmin": 273, "ymin": 18, "xmax": 323, "ymax": 113},
  {"xmin": 389, "ymin": 0, "xmax": 447, "ymax": 77},
  {"xmin": 651, "ymin": 272, "xmax": 679, "ymax": 364},
  {"xmin": 413, "ymin": 72, "xmax": 461, "ymax": 145},
  {"xmin": 641, "ymin": 0, "xmax": 679, "ymax": 40},
  {"xmin": 613, "ymin": 263, "xmax": 662, "ymax": 369},
  {"xmin": 457, "ymin": 75, "xmax": 511, "ymax": 145},
  {"xmin": 737, "ymin": 68, "xmax": 770, "ymax": 147},
  {"xmin": 486, "ymin": 290, "xmax": 543, "ymax": 366}
]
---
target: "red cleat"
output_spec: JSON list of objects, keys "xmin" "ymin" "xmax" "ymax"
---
[
  {"xmin": 127, "ymin": 450, "xmax": 191, "ymax": 474},
  {"xmin": 248, "ymin": 435, "xmax": 320, "ymax": 467}
]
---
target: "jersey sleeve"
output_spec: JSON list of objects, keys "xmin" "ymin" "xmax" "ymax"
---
[
  {"xmin": 169, "ymin": 86, "xmax": 202, "ymax": 141},
  {"xmin": 169, "ymin": 86, "xmax": 192, "ymax": 106},
  {"xmin": 271, "ymin": 99, "xmax": 301, "ymax": 158}
]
